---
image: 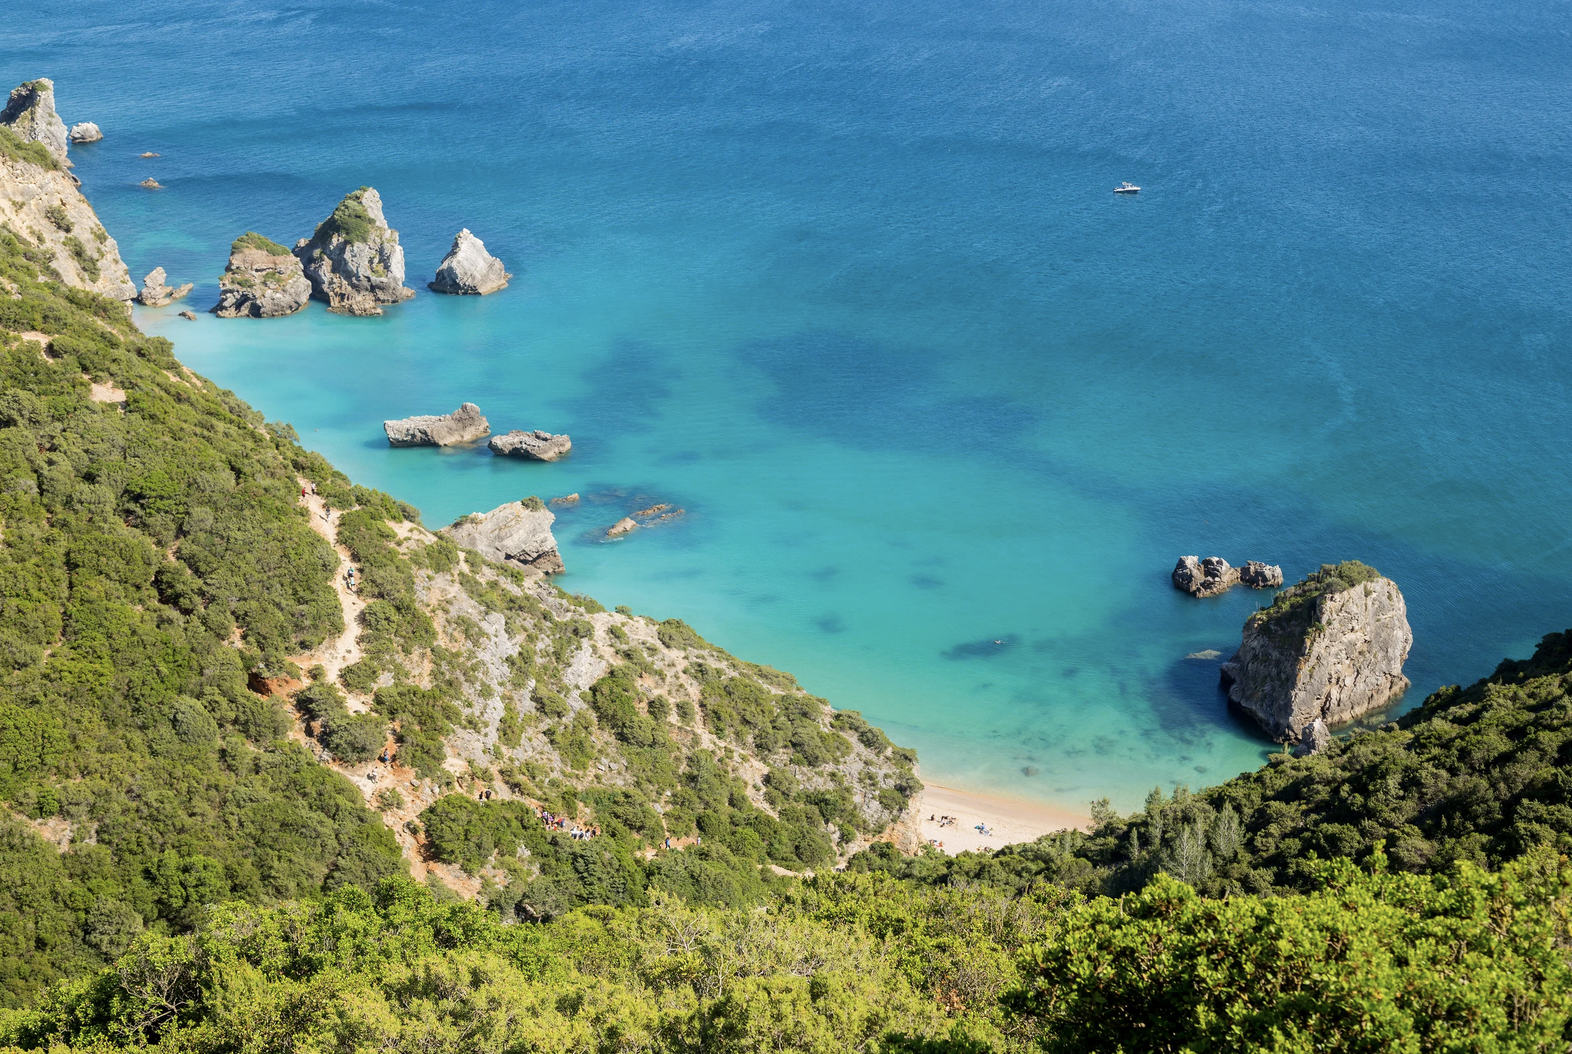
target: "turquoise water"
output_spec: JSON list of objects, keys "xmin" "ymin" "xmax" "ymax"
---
[{"xmin": 8, "ymin": 0, "xmax": 1571, "ymax": 810}]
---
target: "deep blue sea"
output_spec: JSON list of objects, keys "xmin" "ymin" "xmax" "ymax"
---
[{"xmin": 7, "ymin": 0, "xmax": 1570, "ymax": 810}]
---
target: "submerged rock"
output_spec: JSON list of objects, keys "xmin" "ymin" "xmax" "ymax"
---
[
  {"xmin": 429, "ymin": 228, "xmax": 510, "ymax": 295},
  {"xmin": 1240, "ymin": 561, "xmax": 1284, "ymax": 589},
  {"xmin": 384, "ymin": 403, "xmax": 490, "ymax": 446},
  {"xmin": 489, "ymin": 429, "xmax": 572, "ymax": 461},
  {"xmin": 443, "ymin": 500, "xmax": 564, "ymax": 574},
  {"xmin": 1220, "ymin": 561, "xmax": 1411, "ymax": 742},
  {"xmin": 294, "ymin": 187, "xmax": 414, "ymax": 316},
  {"xmin": 213, "ymin": 232, "xmax": 311, "ymax": 318},
  {"xmin": 136, "ymin": 267, "xmax": 192, "ymax": 307},
  {"xmin": 1172, "ymin": 555, "xmax": 1238, "ymax": 597},
  {"xmin": 1, "ymin": 79, "xmax": 69, "ymax": 163},
  {"xmin": 68, "ymin": 122, "xmax": 102, "ymax": 144},
  {"xmin": 549, "ymin": 493, "xmax": 580, "ymax": 507},
  {"xmin": 177, "ymin": 310, "xmax": 196, "ymax": 320}
]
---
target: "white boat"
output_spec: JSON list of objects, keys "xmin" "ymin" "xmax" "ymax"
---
[{"xmin": 1114, "ymin": 182, "xmax": 1140, "ymax": 194}]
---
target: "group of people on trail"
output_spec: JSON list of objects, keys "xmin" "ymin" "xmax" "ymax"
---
[{"xmin": 537, "ymin": 807, "xmax": 599, "ymax": 840}]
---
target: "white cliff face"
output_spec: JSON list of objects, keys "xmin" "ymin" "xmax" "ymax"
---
[
  {"xmin": 0, "ymin": 153, "xmax": 137, "ymax": 302},
  {"xmin": 443, "ymin": 501, "xmax": 564, "ymax": 575},
  {"xmin": 1220, "ymin": 569, "xmax": 1412, "ymax": 741},
  {"xmin": 384, "ymin": 403, "xmax": 490, "ymax": 446},
  {"xmin": 213, "ymin": 235, "xmax": 312, "ymax": 318},
  {"xmin": 1, "ymin": 80, "xmax": 69, "ymax": 164},
  {"xmin": 429, "ymin": 228, "xmax": 510, "ymax": 295},
  {"xmin": 294, "ymin": 187, "xmax": 413, "ymax": 316}
]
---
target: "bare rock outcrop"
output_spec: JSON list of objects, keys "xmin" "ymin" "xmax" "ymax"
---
[
  {"xmin": 294, "ymin": 187, "xmax": 413, "ymax": 316},
  {"xmin": 1, "ymin": 79, "xmax": 69, "ymax": 164},
  {"xmin": 213, "ymin": 232, "xmax": 311, "ymax": 318},
  {"xmin": 1172, "ymin": 556, "xmax": 1238, "ymax": 597},
  {"xmin": 429, "ymin": 228, "xmax": 509, "ymax": 295},
  {"xmin": 1293, "ymin": 718, "xmax": 1332, "ymax": 757},
  {"xmin": 1239, "ymin": 561, "xmax": 1284, "ymax": 588},
  {"xmin": 68, "ymin": 122, "xmax": 102, "ymax": 144},
  {"xmin": 443, "ymin": 499, "xmax": 564, "ymax": 574},
  {"xmin": 489, "ymin": 429, "xmax": 572, "ymax": 461},
  {"xmin": 384, "ymin": 403, "xmax": 490, "ymax": 446},
  {"xmin": 136, "ymin": 267, "xmax": 192, "ymax": 307},
  {"xmin": 1220, "ymin": 561, "xmax": 1412, "ymax": 742}
]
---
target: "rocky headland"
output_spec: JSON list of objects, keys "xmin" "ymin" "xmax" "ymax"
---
[
  {"xmin": 1219, "ymin": 560, "xmax": 1412, "ymax": 742},
  {"xmin": 136, "ymin": 266, "xmax": 191, "ymax": 307},
  {"xmin": 1, "ymin": 79, "xmax": 69, "ymax": 165},
  {"xmin": 294, "ymin": 187, "xmax": 414, "ymax": 315},
  {"xmin": 489, "ymin": 429, "xmax": 572, "ymax": 461},
  {"xmin": 213, "ymin": 232, "xmax": 311, "ymax": 318},
  {"xmin": 442, "ymin": 497, "xmax": 565, "ymax": 574},
  {"xmin": 1172, "ymin": 555, "xmax": 1283, "ymax": 597},
  {"xmin": 429, "ymin": 228, "xmax": 509, "ymax": 295},
  {"xmin": 384, "ymin": 402, "xmax": 490, "ymax": 446}
]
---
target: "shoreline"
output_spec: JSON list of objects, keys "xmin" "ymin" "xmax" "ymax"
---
[{"xmin": 913, "ymin": 783, "xmax": 1091, "ymax": 856}]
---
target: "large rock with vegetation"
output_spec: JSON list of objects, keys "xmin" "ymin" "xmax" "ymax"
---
[
  {"xmin": 293, "ymin": 187, "xmax": 414, "ymax": 315},
  {"xmin": 489, "ymin": 428, "xmax": 572, "ymax": 461},
  {"xmin": 443, "ymin": 498, "xmax": 564, "ymax": 573},
  {"xmin": 1219, "ymin": 561, "xmax": 1411, "ymax": 741},
  {"xmin": 429, "ymin": 228, "xmax": 509, "ymax": 294},
  {"xmin": 0, "ymin": 79, "xmax": 69, "ymax": 164},
  {"xmin": 0, "ymin": 122, "xmax": 135, "ymax": 300},
  {"xmin": 213, "ymin": 232, "xmax": 311, "ymax": 318},
  {"xmin": 383, "ymin": 402, "xmax": 490, "ymax": 446}
]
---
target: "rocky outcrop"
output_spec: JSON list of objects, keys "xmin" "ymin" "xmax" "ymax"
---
[
  {"xmin": 606, "ymin": 517, "xmax": 638, "ymax": 538},
  {"xmin": 443, "ymin": 500, "xmax": 564, "ymax": 574},
  {"xmin": 294, "ymin": 187, "xmax": 413, "ymax": 316},
  {"xmin": 1220, "ymin": 562, "xmax": 1412, "ymax": 742},
  {"xmin": 1239, "ymin": 561, "xmax": 1284, "ymax": 588},
  {"xmin": 136, "ymin": 267, "xmax": 192, "ymax": 307},
  {"xmin": 213, "ymin": 232, "xmax": 312, "ymax": 318},
  {"xmin": 429, "ymin": 229, "xmax": 509, "ymax": 295},
  {"xmin": 139, "ymin": 178, "xmax": 161, "ymax": 190},
  {"xmin": 1293, "ymin": 718, "xmax": 1332, "ymax": 757},
  {"xmin": 1173, "ymin": 556, "xmax": 1238, "ymax": 597},
  {"xmin": 1, "ymin": 80, "xmax": 69, "ymax": 164},
  {"xmin": 489, "ymin": 429, "xmax": 572, "ymax": 461},
  {"xmin": 68, "ymin": 122, "xmax": 101, "ymax": 144},
  {"xmin": 384, "ymin": 403, "xmax": 490, "ymax": 446}
]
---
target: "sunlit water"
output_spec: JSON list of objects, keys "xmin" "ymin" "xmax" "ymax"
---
[{"xmin": 8, "ymin": 0, "xmax": 1570, "ymax": 810}]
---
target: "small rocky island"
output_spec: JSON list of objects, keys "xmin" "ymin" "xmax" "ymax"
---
[
  {"xmin": 68, "ymin": 121, "xmax": 101, "ymax": 144},
  {"xmin": 429, "ymin": 228, "xmax": 509, "ymax": 295},
  {"xmin": 442, "ymin": 498, "xmax": 564, "ymax": 574},
  {"xmin": 1172, "ymin": 555, "xmax": 1283, "ymax": 597},
  {"xmin": 1220, "ymin": 560, "xmax": 1412, "ymax": 747},
  {"xmin": 136, "ymin": 267, "xmax": 191, "ymax": 307},
  {"xmin": 213, "ymin": 232, "xmax": 311, "ymax": 318},
  {"xmin": 294, "ymin": 187, "xmax": 414, "ymax": 315},
  {"xmin": 383, "ymin": 403, "xmax": 490, "ymax": 446},
  {"xmin": 489, "ymin": 429, "xmax": 572, "ymax": 461}
]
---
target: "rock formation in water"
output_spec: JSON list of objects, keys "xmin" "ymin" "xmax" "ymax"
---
[
  {"xmin": 68, "ymin": 122, "xmax": 101, "ymax": 144},
  {"xmin": 1239, "ymin": 560, "xmax": 1285, "ymax": 589},
  {"xmin": 137, "ymin": 267, "xmax": 192, "ymax": 307},
  {"xmin": 1172, "ymin": 556, "xmax": 1238, "ymax": 597},
  {"xmin": 429, "ymin": 228, "xmax": 509, "ymax": 295},
  {"xmin": 0, "ymin": 98, "xmax": 136, "ymax": 301},
  {"xmin": 1219, "ymin": 561, "xmax": 1412, "ymax": 742},
  {"xmin": 606, "ymin": 517, "xmax": 638, "ymax": 538},
  {"xmin": 1, "ymin": 79, "xmax": 69, "ymax": 164},
  {"xmin": 293, "ymin": 187, "xmax": 414, "ymax": 315},
  {"xmin": 213, "ymin": 232, "xmax": 312, "ymax": 318},
  {"xmin": 178, "ymin": 310, "xmax": 196, "ymax": 320},
  {"xmin": 443, "ymin": 499, "xmax": 564, "ymax": 574},
  {"xmin": 489, "ymin": 429, "xmax": 572, "ymax": 461},
  {"xmin": 383, "ymin": 403, "xmax": 490, "ymax": 446}
]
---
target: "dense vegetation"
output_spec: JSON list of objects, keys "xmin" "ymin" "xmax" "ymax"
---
[
  {"xmin": 310, "ymin": 188, "xmax": 375, "ymax": 245},
  {"xmin": 228, "ymin": 232, "xmax": 290, "ymax": 257},
  {"xmin": 0, "ymin": 126, "xmax": 61, "ymax": 171}
]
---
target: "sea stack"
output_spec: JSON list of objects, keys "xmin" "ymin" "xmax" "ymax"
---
[
  {"xmin": 429, "ymin": 229, "xmax": 510, "ymax": 295},
  {"xmin": 383, "ymin": 403, "xmax": 490, "ymax": 446},
  {"xmin": 443, "ymin": 499, "xmax": 564, "ymax": 574},
  {"xmin": 293, "ymin": 187, "xmax": 414, "ymax": 316},
  {"xmin": 1220, "ymin": 561, "xmax": 1412, "ymax": 742},
  {"xmin": 1172, "ymin": 556, "xmax": 1238, "ymax": 597},
  {"xmin": 0, "ymin": 79, "xmax": 69, "ymax": 164},
  {"xmin": 136, "ymin": 267, "xmax": 192, "ymax": 307},
  {"xmin": 68, "ymin": 122, "xmax": 102, "ymax": 144},
  {"xmin": 489, "ymin": 429, "xmax": 572, "ymax": 461},
  {"xmin": 213, "ymin": 232, "xmax": 312, "ymax": 318}
]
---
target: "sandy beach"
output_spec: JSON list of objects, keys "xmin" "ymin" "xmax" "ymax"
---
[{"xmin": 915, "ymin": 784, "xmax": 1090, "ymax": 855}]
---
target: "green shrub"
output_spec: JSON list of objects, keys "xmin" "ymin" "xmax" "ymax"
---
[{"xmin": 43, "ymin": 203, "xmax": 71, "ymax": 232}]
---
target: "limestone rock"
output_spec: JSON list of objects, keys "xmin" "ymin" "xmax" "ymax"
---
[
  {"xmin": 606, "ymin": 517, "xmax": 637, "ymax": 538},
  {"xmin": 139, "ymin": 178, "xmax": 161, "ymax": 189},
  {"xmin": 443, "ymin": 501, "xmax": 564, "ymax": 574},
  {"xmin": 1293, "ymin": 718, "xmax": 1332, "ymax": 757},
  {"xmin": 213, "ymin": 232, "xmax": 311, "ymax": 318},
  {"xmin": 137, "ymin": 267, "xmax": 192, "ymax": 307},
  {"xmin": 384, "ymin": 403, "xmax": 490, "ymax": 446},
  {"xmin": 1240, "ymin": 561, "xmax": 1284, "ymax": 589},
  {"xmin": 429, "ymin": 228, "xmax": 509, "ymax": 295},
  {"xmin": 177, "ymin": 310, "xmax": 195, "ymax": 320},
  {"xmin": 1220, "ymin": 562, "xmax": 1411, "ymax": 742},
  {"xmin": 294, "ymin": 187, "xmax": 413, "ymax": 316},
  {"xmin": 1172, "ymin": 555, "xmax": 1238, "ymax": 597},
  {"xmin": 549, "ymin": 493, "xmax": 580, "ymax": 507},
  {"xmin": 489, "ymin": 429, "xmax": 572, "ymax": 461},
  {"xmin": 1, "ymin": 79, "xmax": 69, "ymax": 163},
  {"xmin": 68, "ymin": 122, "xmax": 101, "ymax": 144}
]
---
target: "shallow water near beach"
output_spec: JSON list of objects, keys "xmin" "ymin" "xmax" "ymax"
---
[{"xmin": 8, "ymin": 0, "xmax": 1570, "ymax": 810}]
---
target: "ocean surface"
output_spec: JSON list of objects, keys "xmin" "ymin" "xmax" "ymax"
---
[{"xmin": 7, "ymin": 0, "xmax": 1570, "ymax": 811}]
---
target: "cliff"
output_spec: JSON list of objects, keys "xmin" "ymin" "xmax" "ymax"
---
[
  {"xmin": 1219, "ymin": 561, "xmax": 1412, "ymax": 741},
  {"xmin": 294, "ymin": 187, "xmax": 414, "ymax": 315},
  {"xmin": 0, "ymin": 79, "xmax": 68, "ymax": 164},
  {"xmin": 213, "ymin": 231, "xmax": 311, "ymax": 317}
]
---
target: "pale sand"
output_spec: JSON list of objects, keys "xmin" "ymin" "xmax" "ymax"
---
[{"xmin": 916, "ymin": 784, "xmax": 1090, "ymax": 856}]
